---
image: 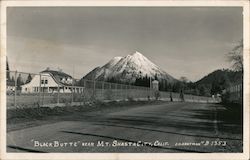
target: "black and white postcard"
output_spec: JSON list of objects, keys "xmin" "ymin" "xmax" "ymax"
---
[{"xmin": 0, "ymin": 0, "xmax": 249, "ymax": 160}]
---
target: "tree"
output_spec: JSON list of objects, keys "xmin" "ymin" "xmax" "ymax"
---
[
  {"xmin": 17, "ymin": 74, "xmax": 24, "ymax": 90},
  {"xmin": 194, "ymin": 88, "xmax": 200, "ymax": 95},
  {"xmin": 198, "ymin": 85, "xmax": 210, "ymax": 96},
  {"xmin": 179, "ymin": 76, "xmax": 189, "ymax": 93},
  {"xmin": 179, "ymin": 76, "xmax": 188, "ymax": 83},
  {"xmin": 211, "ymin": 81, "xmax": 221, "ymax": 95},
  {"xmin": 172, "ymin": 81, "xmax": 181, "ymax": 92},
  {"xmin": 6, "ymin": 57, "xmax": 10, "ymax": 80},
  {"xmin": 134, "ymin": 75, "xmax": 150, "ymax": 87},
  {"xmin": 154, "ymin": 73, "xmax": 158, "ymax": 80},
  {"xmin": 199, "ymin": 85, "xmax": 205, "ymax": 96},
  {"xmin": 227, "ymin": 39, "xmax": 243, "ymax": 72},
  {"xmin": 11, "ymin": 76, "xmax": 15, "ymax": 82},
  {"xmin": 26, "ymin": 74, "xmax": 32, "ymax": 83}
]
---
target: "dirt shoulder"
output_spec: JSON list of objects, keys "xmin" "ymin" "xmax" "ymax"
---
[{"xmin": 7, "ymin": 100, "xmax": 169, "ymax": 132}]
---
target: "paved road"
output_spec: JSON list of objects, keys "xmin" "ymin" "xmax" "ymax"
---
[{"xmin": 7, "ymin": 102, "xmax": 242, "ymax": 153}]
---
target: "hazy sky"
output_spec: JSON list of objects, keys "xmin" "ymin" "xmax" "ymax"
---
[{"xmin": 7, "ymin": 7, "xmax": 243, "ymax": 81}]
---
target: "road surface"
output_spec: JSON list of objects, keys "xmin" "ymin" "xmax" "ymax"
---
[{"xmin": 7, "ymin": 102, "xmax": 242, "ymax": 153}]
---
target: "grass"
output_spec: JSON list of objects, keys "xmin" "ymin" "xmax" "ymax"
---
[{"xmin": 7, "ymin": 99, "xmax": 167, "ymax": 132}]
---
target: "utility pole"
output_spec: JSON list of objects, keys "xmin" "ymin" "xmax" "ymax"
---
[
  {"xmin": 39, "ymin": 74, "xmax": 41, "ymax": 105},
  {"xmin": 149, "ymin": 76, "xmax": 152, "ymax": 97},
  {"xmin": 149, "ymin": 76, "xmax": 151, "ymax": 89},
  {"xmin": 71, "ymin": 65, "xmax": 74, "ymax": 104},
  {"xmin": 14, "ymin": 70, "xmax": 17, "ymax": 107},
  {"xmin": 42, "ymin": 76, "xmax": 45, "ymax": 106}
]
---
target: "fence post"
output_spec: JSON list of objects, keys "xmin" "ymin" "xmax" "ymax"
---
[
  {"xmin": 14, "ymin": 70, "xmax": 17, "ymax": 108},
  {"xmin": 93, "ymin": 80, "xmax": 96, "ymax": 98},
  {"xmin": 71, "ymin": 78, "xmax": 74, "ymax": 104},
  {"xmin": 102, "ymin": 81, "xmax": 104, "ymax": 100},
  {"xmin": 126, "ymin": 85, "xmax": 128, "ymax": 100},
  {"xmin": 57, "ymin": 84, "xmax": 60, "ymax": 104},
  {"xmin": 147, "ymin": 87, "xmax": 149, "ymax": 100},
  {"xmin": 115, "ymin": 84, "xmax": 118, "ymax": 100},
  {"xmin": 129, "ymin": 84, "xmax": 132, "ymax": 98},
  {"xmin": 39, "ymin": 74, "xmax": 41, "ymax": 106},
  {"xmin": 109, "ymin": 83, "xmax": 112, "ymax": 100},
  {"xmin": 42, "ymin": 76, "xmax": 45, "ymax": 106},
  {"xmin": 123, "ymin": 85, "xmax": 126, "ymax": 100},
  {"xmin": 83, "ymin": 80, "xmax": 86, "ymax": 104}
]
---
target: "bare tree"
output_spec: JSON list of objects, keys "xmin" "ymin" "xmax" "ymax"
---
[
  {"xmin": 179, "ymin": 76, "xmax": 189, "ymax": 94},
  {"xmin": 179, "ymin": 76, "xmax": 189, "ymax": 83},
  {"xmin": 227, "ymin": 39, "xmax": 243, "ymax": 72}
]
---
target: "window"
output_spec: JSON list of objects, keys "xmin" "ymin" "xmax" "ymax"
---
[
  {"xmin": 41, "ymin": 79, "xmax": 48, "ymax": 84},
  {"xmin": 34, "ymin": 87, "xmax": 38, "ymax": 92}
]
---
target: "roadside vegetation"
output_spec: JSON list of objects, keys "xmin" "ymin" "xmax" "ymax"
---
[{"xmin": 7, "ymin": 99, "xmax": 167, "ymax": 132}]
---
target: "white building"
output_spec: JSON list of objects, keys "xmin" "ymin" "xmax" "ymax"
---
[
  {"xmin": 152, "ymin": 80, "xmax": 159, "ymax": 91},
  {"xmin": 21, "ymin": 69, "xmax": 84, "ymax": 93}
]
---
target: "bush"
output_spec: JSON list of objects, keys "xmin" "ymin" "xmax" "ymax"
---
[
  {"xmin": 127, "ymin": 96, "xmax": 135, "ymax": 102},
  {"xmin": 154, "ymin": 91, "xmax": 160, "ymax": 100},
  {"xmin": 104, "ymin": 89, "xmax": 113, "ymax": 100}
]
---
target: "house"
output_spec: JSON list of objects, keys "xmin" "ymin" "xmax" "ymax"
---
[{"xmin": 21, "ymin": 68, "xmax": 84, "ymax": 93}]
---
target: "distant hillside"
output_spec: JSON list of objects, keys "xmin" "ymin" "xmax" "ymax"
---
[
  {"xmin": 195, "ymin": 69, "xmax": 242, "ymax": 86},
  {"xmin": 192, "ymin": 69, "xmax": 242, "ymax": 96}
]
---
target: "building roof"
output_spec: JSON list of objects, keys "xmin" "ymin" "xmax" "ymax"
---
[
  {"xmin": 152, "ymin": 80, "xmax": 159, "ymax": 83},
  {"xmin": 40, "ymin": 69, "xmax": 73, "ymax": 86},
  {"xmin": 41, "ymin": 69, "xmax": 72, "ymax": 78}
]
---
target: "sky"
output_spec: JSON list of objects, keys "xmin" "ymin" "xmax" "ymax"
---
[{"xmin": 7, "ymin": 7, "xmax": 243, "ymax": 81}]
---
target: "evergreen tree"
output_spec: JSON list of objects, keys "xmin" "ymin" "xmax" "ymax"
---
[
  {"xmin": 211, "ymin": 81, "xmax": 222, "ymax": 95},
  {"xmin": 17, "ymin": 74, "xmax": 24, "ymax": 90},
  {"xmin": 227, "ymin": 39, "xmax": 243, "ymax": 72},
  {"xmin": 199, "ymin": 85, "xmax": 206, "ymax": 96},
  {"xmin": 26, "ymin": 74, "xmax": 32, "ymax": 84},
  {"xmin": 154, "ymin": 73, "xmax": 158, "ymax": 80},
  {"xmin": 11, "ymin": 76, "xmax": 15, "ymax": 82},
  {"xmin": 6, "ymin": 57, "xmax": 10, "ymax": 80},
  {"xmin": 134, "ymin": 75, "xmax": 151, "ymax": 87}
]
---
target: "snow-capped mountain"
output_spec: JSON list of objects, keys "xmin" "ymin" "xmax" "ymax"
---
[{"xmin": 83, "ymin": 51, "xmax": 176, "ymax": 83}]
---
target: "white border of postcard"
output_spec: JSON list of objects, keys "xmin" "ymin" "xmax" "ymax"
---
[{"xmin": 0, "ymin": 0, "xmax": 249, "ymax": 160}]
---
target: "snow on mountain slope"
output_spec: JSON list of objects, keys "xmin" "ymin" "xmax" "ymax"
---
[
  {"xmin": 103, "ymin": 56, "xmax": 123, "ymax": 68},
  {"xmin": 83, "ymin": 51, "xmax": 176, "ymax": 83},
  {"xmin": 84, "ymin": 56, "xmax": 122, "ymax": 80},
  {"xmin": 94, "ymin": 56, "xmax": 123, "ymax": 78}
]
